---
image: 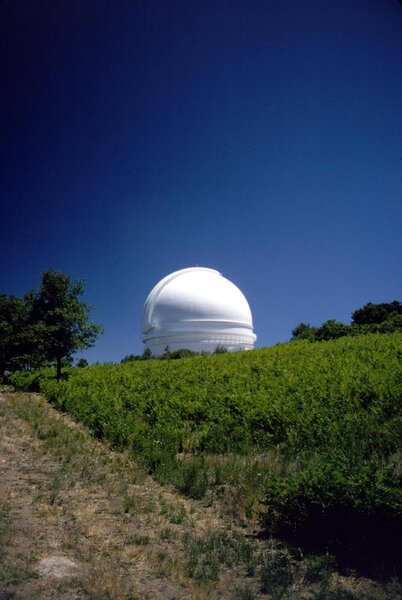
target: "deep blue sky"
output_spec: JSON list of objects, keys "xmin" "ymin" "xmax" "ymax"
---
[{"xmin": 1, "ymin": 0, "xmax": 401, "ymax": 363}]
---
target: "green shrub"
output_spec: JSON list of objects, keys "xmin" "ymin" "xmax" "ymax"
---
[
  {"xmin": 183, "ymin": 529, "xmax": 254, "ymax": 581},
  {"xmin": 259, "ymin": 543, "xmax": 294, "ymax": 598},
  {"xmin": 175, "ymin": 457, "xmax": 209, "ymax": 499},
  {"xmin": 8, "ymin": 368, "xmax": 63, "ymax": 392},
  {"xmin": 305, "ymin": 553, "xmax": 336, "ymax": 584}
]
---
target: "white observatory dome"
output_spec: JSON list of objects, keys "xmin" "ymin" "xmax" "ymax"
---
[{"xmin": 142, "ymin": 267, "xmax": 256, "ymax": 356}]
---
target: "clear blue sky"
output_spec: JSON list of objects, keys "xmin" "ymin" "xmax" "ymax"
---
[{"xmin": 1, "ymin": 0, "xmax": 401, "ymax": 363}]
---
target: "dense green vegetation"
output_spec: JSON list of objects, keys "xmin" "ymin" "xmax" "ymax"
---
[
  {"xmin": 291, "ymin": 300, "xmax": 401, "ymax": 341},
  {"xmin": 12, "ymin": 332, "xmax": 401, "ymax": 576}
]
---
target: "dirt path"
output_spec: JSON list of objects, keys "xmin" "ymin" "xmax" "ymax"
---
[{"xmin": 0, "ymin": 391, "xmax": 255, "ymax": 600}]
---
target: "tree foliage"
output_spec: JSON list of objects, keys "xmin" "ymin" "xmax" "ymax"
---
[
  {"xmin": 291, "ymin": 323, "xmax": 318, "ymax": 341},
  {"xmin": 0, "ymin": 294, "xmax": 34, "ymax": 375},
  {"xmin": 121, "ymin": 348, "xmax": 154, "ymax": 363},
  {"xmin": 351, "ymin": 300, "xmax": 401, "ymax": 325},
  {"xmin": 29, "ymin": 271, "xmax": 102, "ymax": 380},
  {"xmin": 76, "ymin": 358, "xmax": 89, "ymax": 368},
  {"xmin": 314, "ymin": 319, "xmax": 350, "ymax": 341},
  {"xmin": 292, "ymin": 300, "xmax": 401, "ymax": 342}
]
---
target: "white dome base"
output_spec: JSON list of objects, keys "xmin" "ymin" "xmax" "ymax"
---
[{"xmin": 145, "ymin": 332, "xmax": 255, "ymax": 356}]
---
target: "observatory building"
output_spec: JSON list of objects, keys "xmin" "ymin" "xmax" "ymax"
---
[{"xmin": 141, "ymin": 267, "xmax": 256, "ymax": 356}]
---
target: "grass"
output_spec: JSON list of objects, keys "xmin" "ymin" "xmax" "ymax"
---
[
  {"xmin": 159, "ymin": 497, "xmax": 188, "ymax": 524},
  {"xmin": 0, "ymin": 499, "xmax": 12, "ymax": 562},
  {"xmin": 258, "ymin": 543, "xmax": 294, "ymax": 598},
  {"xmin": 9, "ymin": 392, "xmax": 145, "ymax": 497},
  {"xmin": 0, "ymin": 498, "xmax": 36, "ymax": 589},
  {"xmin": 127, "ymin": 533, "xmax": 150, "ymax": 545}
]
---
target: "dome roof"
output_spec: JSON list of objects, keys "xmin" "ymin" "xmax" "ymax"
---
[{"xmin": 142, "ymin": 267, "xmax": 256, "ymax": 355}]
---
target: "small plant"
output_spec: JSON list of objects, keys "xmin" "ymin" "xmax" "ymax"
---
[
  {"xmin": 0, "ymin": 500, "xmax": 12, "ymax": 551},
  {"xmin": 168, "ymin": 503, "xmax": 187, "ymax": 525},
  {"xmin": 259, "ymin": 544, "xmax": 294, "ymax": 599},
  {"xmin": 175, "ymin": 456, "xmax": 209, "ymax": 499},
  {"xmin": 235, "ymin": 587, "xmax": 257, "ymax": 600},
  {"xmin": 49, "ymin": 472, "xmax": 64, "ymax": 505},
  {"xmin": 183, "ymin": 529, "xmax": 255, "ymax": 582},
  {"xmin": 183, "ymin": 532, "xmax": 221, "ymax": 581},
  {"xmin": 128, "ymin": 533, "xmax": 150, "ymax": 545},
  {"xmin": 311, "ymin": 586, "xmax": 358, "ymax": 599},
  {"xmin": 158, "ymin": 498, "xmax": 187, "ymax": 524},
  {"xmin": 159, "ymin": 497, "xmax": 169, "ymax": 515},
  {"xmin": 161, "ymin": 527, "xmax": 174, "ymax": 540},
  {"xmin": 123, "ymin": 492, "xmax": 136, "ymax": 514},
  {"xmin": 305, "ymin": 553, "xmax": 336, "ymax": 584}
]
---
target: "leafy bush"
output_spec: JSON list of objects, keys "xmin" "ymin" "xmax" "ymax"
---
[
  {"xmin": 352, "ymin": 301, "xmax": 401, "ymax": 326},
  {"xmin": 292, "ymin": 300, "xmax": 401, "ymax": 342},
  {"xmin": 7, "ymin": 368, "xmax": 62, "ymax": 392}
]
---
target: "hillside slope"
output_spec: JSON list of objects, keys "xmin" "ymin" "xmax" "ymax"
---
[
  {"xmin": 2, "ymin": 391, "xmax": 402, "ymax": 599},
  {"xmin": 10, "ymin": 333, "xmax": 402, "ymax": 579}
]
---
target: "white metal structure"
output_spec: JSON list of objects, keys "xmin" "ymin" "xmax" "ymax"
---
[{"xmin": 142, "ymin": 267, "xmax": 256, "ymax": 356}]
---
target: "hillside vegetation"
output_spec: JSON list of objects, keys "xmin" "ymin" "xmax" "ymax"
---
[{"xmin": 11, "ymin": 333, "xmax": 402, "ymax": 577}]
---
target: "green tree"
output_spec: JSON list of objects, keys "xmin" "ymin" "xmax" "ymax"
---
[
  {"xmin": 214, "ymin": 345, "xmax": 228, "ymax": 354},
  {"xmin": 352, "ymin": 301, "xmax": 401, "ymax": 326},
  {"xmin": 0, "ymin": 294, "xmax": 22, "ymax": 377},
  {"xmin": 0, "ymin": 293, "xmax": 43, "ymax": 377},
  {"xmin": 142, "ymin": 347, "xmax": 153, "ymax": 360},
  {"xmin": 291, "ymin": 300, "xmax": 402, "ymax": 343},
  {"xmin": 76, "ymin": 358, "xmax": 89, "ymax": 368},
  {"xmin": 29, "ymin": 270, "xmax": 102, "ymax": 380},
  {"xmin": 315, "ymin": 319, "xmax": 350, "ymax": 341},
  {"xmin": 291, "ymin": 323, "xmax": 318, "ymax": 341}
]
